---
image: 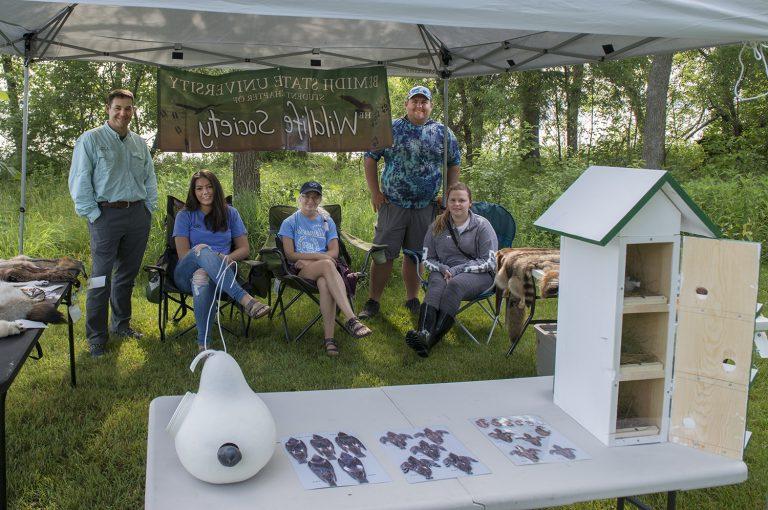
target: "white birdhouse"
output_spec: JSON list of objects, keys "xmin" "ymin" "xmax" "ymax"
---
[{"xmin": 535, "ymin": 166, "xmax": 760, "ymax": 459}]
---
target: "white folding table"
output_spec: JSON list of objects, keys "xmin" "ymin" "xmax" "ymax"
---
[{"xmin": 146, "ymin": 377, "xmax": 747, "ymax": 510}]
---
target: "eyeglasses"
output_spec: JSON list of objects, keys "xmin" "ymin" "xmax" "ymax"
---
[{"xmin": 301, "ymin": 194, "xmax": 321, "ymax": 202}]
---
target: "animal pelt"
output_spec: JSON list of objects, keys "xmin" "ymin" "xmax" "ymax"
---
[
  {"xmin": 0, "ymin": 255, "xmax": 85, "ymax": 285},
  {"xmin": 494, "ymin": 248, "xmax": 560, "ymax": 342},
  {"xmin": 0, "ymin": 281, "xmax": 65, "ymax": 324},
  {"xmin": 0, "ymin": 320, "xmax": 22, "ymax": 338}
]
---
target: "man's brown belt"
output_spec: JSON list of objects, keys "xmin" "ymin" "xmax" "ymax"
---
[{"xmin": 98, "ymin": 200, "xmax": 143, "ymax": 208}]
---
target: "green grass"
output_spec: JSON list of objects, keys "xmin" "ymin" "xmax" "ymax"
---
[{"xmin": 1, "ymin": 156, "xmax": 767, "ymax": 509}]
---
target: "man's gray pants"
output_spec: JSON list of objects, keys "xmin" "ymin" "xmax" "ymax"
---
[
  {"xmin": 86, "ymin": 204, "xmax": 151, "ymax": 346},
  {"xmin": 424, "ymin": 271, "xmax": 494, "ymax": 316}
]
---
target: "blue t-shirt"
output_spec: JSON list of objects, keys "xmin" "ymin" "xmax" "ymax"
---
[
  {"xmin": 278, "ymin": 211, "xmax": 338, "ymax": 253},
  {"xmin": 172, "ymin": 206, "xmax": 247, "ymax": 255},
  {"xmin": 364, "ymin": 117, "xmax": 460, "ymax": 209}
]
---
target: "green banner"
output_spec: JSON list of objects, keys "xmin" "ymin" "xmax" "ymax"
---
[{"xmin": 156, "ymin": 66, "xmax": 392, "ymax": 153}]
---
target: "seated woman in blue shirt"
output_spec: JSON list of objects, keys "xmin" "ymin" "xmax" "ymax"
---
[
  {"xmin": 173, "ymin": 170, "xmax": 270, "ymax": 351},
  {"xmin": 278, "ymin": 181, "xmax": 372, "ymax": 356}
]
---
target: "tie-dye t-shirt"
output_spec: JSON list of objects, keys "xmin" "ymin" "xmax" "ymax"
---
[{"xmin": 365, "ymin": 117, "xmax": 460, "ymax": 209}]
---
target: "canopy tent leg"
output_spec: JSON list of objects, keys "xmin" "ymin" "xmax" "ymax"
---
[
  {"xmin": 442, "ymin": 77, "xmax": 449, "ymax": 201},
  {"xmin": 17, "ymin": 36, "xmax": 31, "ymax": 255}
]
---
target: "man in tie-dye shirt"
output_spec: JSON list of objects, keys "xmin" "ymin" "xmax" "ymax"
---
[{"xmin": 360, "ymin": 85, "xmax": 461, "ymax": 319}]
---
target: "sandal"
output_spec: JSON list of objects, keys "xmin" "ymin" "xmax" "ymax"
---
[
  {"xmin": 244, "ymin": 297, "xmax": 271, "ymax": 319},
  {"xmin": 345, "ymin": 317, "xmax": 372, "ymax": 339},
  {"xmin": 324, "ymin": 338, "xmax": 339, "ymax": 356}
]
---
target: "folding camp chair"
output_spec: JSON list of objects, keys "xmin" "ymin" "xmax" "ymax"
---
[
  {"xmin": 404, "ymin": 201, "xmax": 516, "ymax": 345},
  {"xmin": 144, "ymin": 195, "xmax": 248, "ymax": 342},
  {"xmin": 258, "ymin": 204, "xmax": 386, "ymax": 342}
]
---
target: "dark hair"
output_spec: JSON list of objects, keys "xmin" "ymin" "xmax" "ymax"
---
[
  {"xmin": 107, "ymin": 89, "xmax": 134, "ymax": 107},
  {"xmin": 433, "ymin": 182, "xmax": 472, "ymax": 235},
  {"xmin": 185, "ymin": 170, "xmax": 228, "ymax": 232}
]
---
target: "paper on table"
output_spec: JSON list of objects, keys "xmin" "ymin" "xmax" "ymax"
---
[
  {"xmin": 15, "ymin": 319, "xmax": 47, "ymax": 329},
  {"xmin": 378, "ymin": 426, "xmax": 490, "ymax": 483},
  {"xmin": 474, "ymin": 415, "xmax": 590, "ymax": 465},
  {"xmin": 282, "ymin": 431, "xmax": 390, "ymax": 490}
]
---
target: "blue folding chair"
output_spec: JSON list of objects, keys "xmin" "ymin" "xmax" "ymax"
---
[{"xmin": 404, "ymin": 201, "xmax": 516, "ymax": 344}]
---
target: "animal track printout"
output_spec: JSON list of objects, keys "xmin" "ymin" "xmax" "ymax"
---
[
  {"xmin": 378, "ymin": 426, "xmax": 490, "ymax": 483},
  {"xmin": 473, "ymin": 415, "xmax": 590, "ymax": 465},
  {"xmin": 282, "ymin": 432, "xmax": 390, "ymax": 489}
]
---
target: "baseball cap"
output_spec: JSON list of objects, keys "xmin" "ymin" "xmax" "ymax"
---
[
  {"xmin": 299, "ymin": 181, "xmax": 323, "ymax": 195},
  {"xmin": 407, "ymin": 85, "xmax": 432, "ymax": 101}
]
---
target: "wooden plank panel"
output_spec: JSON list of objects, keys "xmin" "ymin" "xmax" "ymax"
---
[
  {"xmin": 679, "ymin": 237, "xmax": 761, "ymax": 319},
  {"xmin": 675, "ymin": 310, "xmax": 754, "ymax": 385},
  {"xmin": 669, "ymin": 374, "xmax": 747, "ymax": 459},
  {"xmin": 619, "ymin": 362, "xmax": 664, "ymax": 381}
]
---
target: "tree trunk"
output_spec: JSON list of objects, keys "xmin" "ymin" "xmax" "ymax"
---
[
  {"xmin": 518, "ymin": 71, "xmax": 543, "ymax": 162},
  {"xmin": 565, "ymin": 65, "xmax": 584, "ymax": 157},
  {"xmin": 1, "ymin": 55, "xmax": 22, "ymax": 167},
  {"xmin": 335, "ymin": 151, "xmax": 350, "ymax": 170},
  {"xmin": 232, "ymin": 151, "xmax": 261, "ymax": 196},
  {"xmin": 456, "ymin": 80, "xmax": 474, "ymax": 166},
  {"xmin": 642, "ymin": 53, "xmax": 673, "ymax": 169}
]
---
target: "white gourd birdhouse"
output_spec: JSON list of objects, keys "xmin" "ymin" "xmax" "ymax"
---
[{"xmin": 535, "ymin": 166, "xmax": 760, "ymax": 459}]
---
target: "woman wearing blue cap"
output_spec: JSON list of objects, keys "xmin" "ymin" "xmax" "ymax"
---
[{"xmin": 278, "ymin": 181, "xmax": 373, "ymax": 355}]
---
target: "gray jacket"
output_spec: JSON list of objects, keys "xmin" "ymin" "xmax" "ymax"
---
[{"xmin": 422, "ymin": 211, "xmax": 498, "ymax": 276}]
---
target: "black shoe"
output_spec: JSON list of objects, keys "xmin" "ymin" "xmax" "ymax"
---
[
  {"xmin": 115, "ymin": 327, "xmax": 144, "ymax": 340},
  {"xmin": 405, "ymin": 329, "xmax": 430, "ymax": 358},
  {"xmin": 357, "ymin": 299, "xmax": 380, "ymax": 320},
  {"xmin": 404, "ymin": 298, "xmax": 421, "ymax": 315},
  {"xmin": 416, "ymin": 303, "xmax": 438, "ymax": 333},
  {"xmin": 89, "ymin": 344, "xmax": 106, "ymax": 358},
  {"xmin": 427, "ymin": 312, "xmax": 455, "ymax": 351}
]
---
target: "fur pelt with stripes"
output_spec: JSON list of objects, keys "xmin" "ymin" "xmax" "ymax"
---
[
  {"xmin": 0, "ymin": 256, "xmax": 85, "ymax": 285},
  {"xmin": 0, "ymin": 281, "xmax": 65, "ymax": 328},
  {"xmin": 494, "ymin": 248, "xmax": 560, "ymax": 342}
]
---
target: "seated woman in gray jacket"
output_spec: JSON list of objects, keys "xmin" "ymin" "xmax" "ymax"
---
[{"xmin": 405, "ymin": 182, "xmax": 498, "ymax": 357}]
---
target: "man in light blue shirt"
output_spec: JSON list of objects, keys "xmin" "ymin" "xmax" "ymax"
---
[{"xmin": 68, "ymin": 89, "xmax": 158, "ymax": 357}]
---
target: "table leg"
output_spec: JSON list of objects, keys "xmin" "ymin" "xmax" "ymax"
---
[
  {"xmin": 66, "ymin": 285, "xmax": 76, "ymax": 388},
  {"xmin": 667, "ymin": 491, "xmax": 677, "ymax": 510},
  {"xmin": 0, "ymin": 390, "xmax": 7, "ymax": 510}
]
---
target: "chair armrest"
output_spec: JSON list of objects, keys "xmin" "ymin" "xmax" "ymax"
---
[
  {"xmin": 402, "ymin": 248, "xmax": 428, "ymax": 286},
  {"xmin": 340, "ymin": 230, "xmax": 388, "ymax": 265},
  {"xmin": 144, "ymin": 264, "xmax": 167, "ymax": 274},
  {"xmin": 258, "ymin": 247, "xmax": 291, "ymax": 277}
]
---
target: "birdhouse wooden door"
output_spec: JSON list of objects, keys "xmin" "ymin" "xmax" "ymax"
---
[{"xmin": 669, "ymin": 236, "xmax": 761, "ymax": 459}]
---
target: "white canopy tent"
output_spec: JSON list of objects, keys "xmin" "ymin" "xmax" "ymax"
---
[{"xmin": 1, "ymin": 0, "xmax": 768, "ymax": 251}]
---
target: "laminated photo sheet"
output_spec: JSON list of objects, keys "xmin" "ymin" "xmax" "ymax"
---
[
  {"xmin": 282, "ymin": 431, "xmax": 391, "ymax": 489},
  {"xmin": 473, "ymin": 415, "xmax": 590, "ymax": 465},
  {"xmin": 378, "ymin": 426, "xmax": 490, "ymax": 483}
]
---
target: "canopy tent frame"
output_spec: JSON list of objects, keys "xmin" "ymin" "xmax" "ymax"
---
[{"xmin": 2, "ymin": 0, "xmax": 767, "ymax": 252}]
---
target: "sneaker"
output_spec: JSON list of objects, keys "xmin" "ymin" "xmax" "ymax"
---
[
  {"xmin": 115, "ymin": 327, "xmax": 144, "ymax": 340},
  {"xmin": 404, "ymin": 298, "xmax": 421, "ymax": 315},
  {"xmin": 357, "ymin": 299, "xmax": 380, "ymax": 320},
  {"xmin": 89, "ymin": 344, "xmax": 106, "ymax": 358}
]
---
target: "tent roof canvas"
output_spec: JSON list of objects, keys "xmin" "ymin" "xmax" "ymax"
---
[
  {"xmin": 1, "ymin": 0, "xmax": 767, "ymax": 76},
  {"xmin": 533, "ymin": 166, "xmax": 721, "ymax": 245}
]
